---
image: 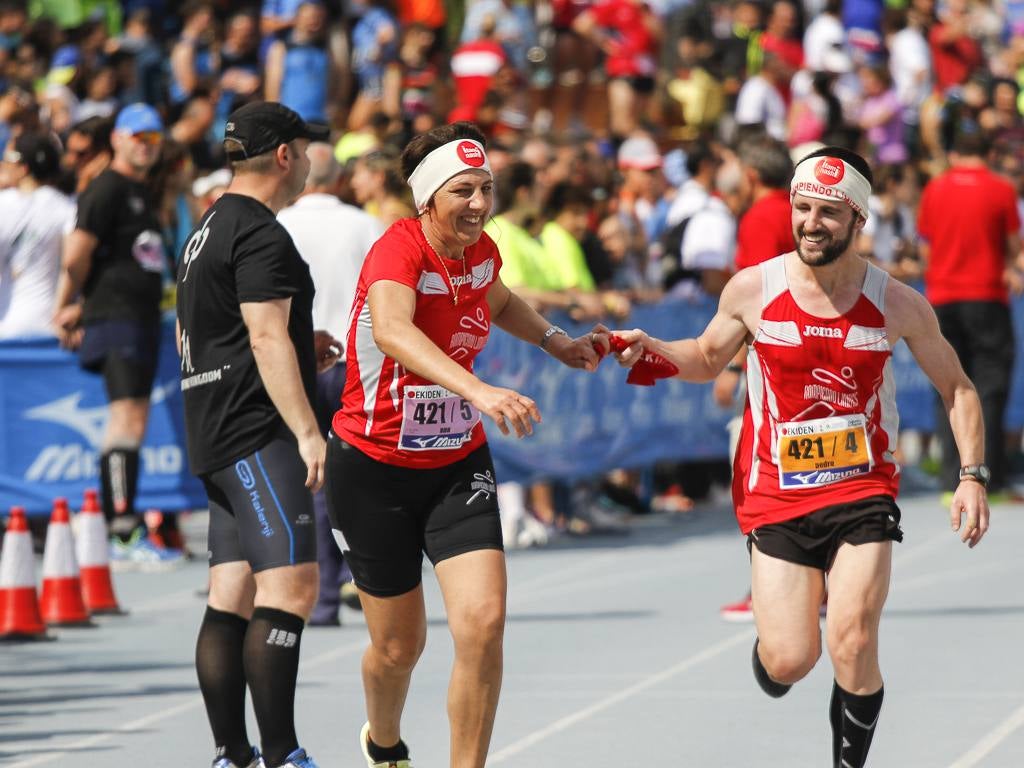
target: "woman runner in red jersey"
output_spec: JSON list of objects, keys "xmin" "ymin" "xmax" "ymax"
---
[{"xmin": 325, "ymin": 121, "xmax": 608, "ymax": 768}]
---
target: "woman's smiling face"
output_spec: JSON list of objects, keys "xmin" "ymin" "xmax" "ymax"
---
[{"xmin": 428, "ymin": 169, "xmax": 494, "ymax": 248}]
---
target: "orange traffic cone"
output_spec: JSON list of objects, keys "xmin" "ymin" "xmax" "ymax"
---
[
  {"xmin": 76, "ymin": 489, "xmax": 125, "ymax": 615},
  {"xmin": 39, "ymin": 499, "xmax": 94, "ymax": 627},
  {"xmin": 0, "ymin": 507, "xmax": 51, "ymax": 641}
]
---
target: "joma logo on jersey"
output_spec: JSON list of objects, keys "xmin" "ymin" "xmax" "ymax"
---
[{"xmin": 804, "ymin": 325, "xmax": 843, "ymax": 339}]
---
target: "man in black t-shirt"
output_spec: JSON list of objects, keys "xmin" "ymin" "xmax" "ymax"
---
[
  {"xmin": 53, "ymin": 103, "xmax": 184, "ymax": 570},
  {"xmin": 176, "ymin": 101, "xmax": 337, "ymax": 768}
]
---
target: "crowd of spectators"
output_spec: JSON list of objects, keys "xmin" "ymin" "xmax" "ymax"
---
[{"xmin": 2, "ymin": 0, "xmax": 1024, "ymax": 542}]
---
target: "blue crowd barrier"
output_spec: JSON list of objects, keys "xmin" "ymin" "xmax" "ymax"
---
[
  {"xmin": 478, "ymin": 295, "xmax": 1024, "ymax": 483},
  {"xmin": 2, "ymin": 296, "xmax": 1022, "ymax": 513},
  {"xmin": 0, "ymin": 322, "xmax": 205, "ymax": 516}
]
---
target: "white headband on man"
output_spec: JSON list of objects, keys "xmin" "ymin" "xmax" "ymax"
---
[
  {"xmin": 790, "ymin": 155, "xmax": 871, "ymax": 220},
  {"xmin": 408, "ymin": 139, "xmax": 492, "ymax": 213}
]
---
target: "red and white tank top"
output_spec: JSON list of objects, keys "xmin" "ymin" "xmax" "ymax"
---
[
  {"xmin": 732, "ymin": 256, "xmax": 900, "ymax": 534},
  {"xmin": 333, "ymin": 218, "xmax": 501, "ymax": 468}
]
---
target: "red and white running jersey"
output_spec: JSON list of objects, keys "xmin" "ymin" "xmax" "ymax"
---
[
  {"xmin": 333, "ymin": 218, "xmax": 501, "ymax": 468},
  {"xmin": 732, "ymin": 256, "xmax": 900, "ymax": 533}
]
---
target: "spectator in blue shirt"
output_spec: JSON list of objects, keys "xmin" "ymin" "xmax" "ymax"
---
[
  {"xmin": 265, "ymin": 0, "xmax": 335, "ymax": 124},
  {"xmin": 349, "ymin": 0, "xmax": 400, "ymax": 129}
]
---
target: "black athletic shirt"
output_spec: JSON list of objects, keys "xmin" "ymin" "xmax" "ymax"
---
[
  {"xmin": 75, "ymin": 169, "xmax": 164, "ymax": 325},
  {"xmin": 176, "ymin": 193, "xmax": 316, "ymax": 475}
]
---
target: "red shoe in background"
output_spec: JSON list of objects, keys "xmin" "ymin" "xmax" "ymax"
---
[{"xmin": 720, "ymin": 592, "xmax": 754, "ymax": 622}]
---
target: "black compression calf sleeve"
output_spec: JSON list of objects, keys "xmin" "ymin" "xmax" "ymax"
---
[
  {"xmin": 834, "ymin": 681, "xmax": 884, "ymax": 768},
  {"xmin": 244, "ymin": 607, "xmax": 305, "ymax": 767},
  {"xmin": 830, "ymin": 681, "xmax": 843, "ymax": 766},
  {"xmin": 196, "ymin": 607, "xmax": 253, "ymax": 768},
  {"xmin": 101, "ymin": 448, "xmax": 142, "ymax": 539}
]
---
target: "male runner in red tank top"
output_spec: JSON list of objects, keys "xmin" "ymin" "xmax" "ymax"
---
[{"xmin": 608, "ymin": 147, "xmax": 991, "ymax": 768}]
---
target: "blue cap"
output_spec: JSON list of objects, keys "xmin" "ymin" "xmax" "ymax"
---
[
  {"xmin": 51, "ymin": 45, "xmax": 81, "ymax": 70},
  {"xmin": 115, "ymin": 103, "xmax": 164, "ymax": 134}
]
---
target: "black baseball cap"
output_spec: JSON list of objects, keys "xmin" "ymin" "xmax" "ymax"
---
[
  {"xmin": 223, "ymin": 101, "xmax": 329, "ymax": 162},
  {"xmin": 8, "ymin": 132, "xmax": 61, "ymax": 181}
]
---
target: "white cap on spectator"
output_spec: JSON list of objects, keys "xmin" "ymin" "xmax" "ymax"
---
[
  {"xmin": 192, "ymin": 168, "xmax": 232, "ymax": 199},
  {"xmin": 617, "ymin": 136, "xmax": 662, "ymax": 171},
  {"xmin": 821, "ymin": 45, "xmax": 852, "ymax": 75}
]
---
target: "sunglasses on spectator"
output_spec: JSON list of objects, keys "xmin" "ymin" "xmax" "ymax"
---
[{"xmin": 131, "ymin": 131, "xmax": 163, "ymax": 146}]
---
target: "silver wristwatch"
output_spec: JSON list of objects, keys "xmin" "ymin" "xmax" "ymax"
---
[
  {"xmin": 959, "ymin": 464, "xmax": 991, "ymax": 487},
  {"xmin": 539, "ymin": 325, "xmax": 569, "ymax": 351}
]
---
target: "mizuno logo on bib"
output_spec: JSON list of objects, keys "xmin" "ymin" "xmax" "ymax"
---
[
  {"xmin": 398, "ymin": 384, "xmax": 480, "ymax": 451},
  {"xmin": 776, "ymin": 413, "xmax": 872, "ymax": 489}
]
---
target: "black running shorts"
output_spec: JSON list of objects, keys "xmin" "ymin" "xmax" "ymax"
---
[
  {"xmin": 201, "ymin": 436, "xmax": 317, "ymax": 572},
  {"xmin": 79, "ymin": 320, "xmax": 160, "ymax": 400},
  {"xmin": 747, "ymin": 495, "xmax": 903, "ymax": 571},
  {"xmin": 325, "ymin": 435, "xmax": 503, "ymax": 597}
]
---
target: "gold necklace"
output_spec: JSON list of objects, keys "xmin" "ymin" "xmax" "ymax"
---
[{"xmin": 423, "ymin": 226, "xmax": 468, "ymax": 305}]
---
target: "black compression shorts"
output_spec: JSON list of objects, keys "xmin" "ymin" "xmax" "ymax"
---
[
  {"xmin": 325, "ymin": 434, "xmax": 503, "ymax": 597},
  {"xmin": 79, "ymin": 321, "xmax": 160, "ymax": 400},
  {"xmin": 747, "ymin": 495, "xmax": 903, "ymax": 571},
  {"xmin": 201, "ymin": 436, "xmax": 317, "ymax": 572}
]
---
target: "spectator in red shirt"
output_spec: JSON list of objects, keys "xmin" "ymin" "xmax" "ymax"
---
[
  {"xmin": 573, "ymin": 0, "xmax": 660, "ymax": 139},
  {"xmin": 734, "ymin": 133, "xmax": 795, "ymax": 270},
  {"xmin": 449, "ymin": 21, "xmax": 507, "ymax": 123},
  {"xmin": 760, "ymin": 0, "xmax": 804, "ymax": 75},
  {"xmin": 918, "ymin": 132, "xmax": 1023, "ymax": 493},
  {"xmin": 928, "ymin": 0, "xmax": 982, "ymax": 94}
]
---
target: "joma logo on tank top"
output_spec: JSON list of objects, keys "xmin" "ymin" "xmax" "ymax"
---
[{"xmin": 803, "ymin": 325, "xmax": 844, "ymax": 338}]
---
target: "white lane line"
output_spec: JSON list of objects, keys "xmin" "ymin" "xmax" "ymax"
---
[
  {"xmin": 5, "ymin": 637, "xmax": 368, "ymax": 768},
  {"xmin": 947, "ymin": 702, "xmax": 1024, "ymax": 768},
  {"xmin": 488, "ymin": 629, "xmax": 752, "ymax": 764},
  {"xmin": 510, "ymin": 528, "xmax": 705, "ymax": 602},
  {"xmin": 6, "ymin": 698, "xmax": 200, "ymax": 768},
  {"xmin": 510, "ymin": 551, "xmax": 625, "ymax": 599}
]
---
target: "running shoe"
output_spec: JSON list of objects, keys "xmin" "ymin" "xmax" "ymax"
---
[
  {"xmin": 360, "ymin": 722, "xmax": 413, "ymax": 768},
  {"xmin": 751, "ymin": 638, "xmax": 791, "ymax": 698},
  {"xmin": 516, "ymin": 513, "xmax": 550, "ymax": 549},
  {"xmin": 651, "ymin": 484, "xmax": 695, "ymax": 514},
  {"xmin": 720, "ymin": 593, "xmax": 754, "ymax": 622},
  {"xmin": 212, "ymin": 747, "xmax": 264, "ymax": 768},
  {"xmin": 579, "ymin": 498, "xmax": 630, "ymax": 533},
  {"xmin": 109, "ymin": 528, "xmax": 185, "ymax": 572},
  {"xmin": 279, "ymin": 747, "xmax": 319, "ymax": 768},
  {"xmin": 145, "ymin": 509, "xmax": 192, "ymax": 557}
]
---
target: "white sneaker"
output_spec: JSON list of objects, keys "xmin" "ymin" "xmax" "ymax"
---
[
  {"xmin": 582, "ymin": 500, "xmax": 629, "ymax": 531},
  {"xmin": 212, "ymin": 747, "xmax": 264, "ymax": 768},
  {"xmin": 359, "ymin": 722, "xmax": 413, "ymax": 768},
  {"xmin": 516, "ymin": 514, "xmax": 550, "ymax": 548}
]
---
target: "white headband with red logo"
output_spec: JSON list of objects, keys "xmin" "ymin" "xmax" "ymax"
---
[
  {"xmin": 790, "ymin": 156, "xmax": 871, "ymax": 220},
  {"xmin": 408, "ymin": 139, "xmax": 492, "ymax": 213}
]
